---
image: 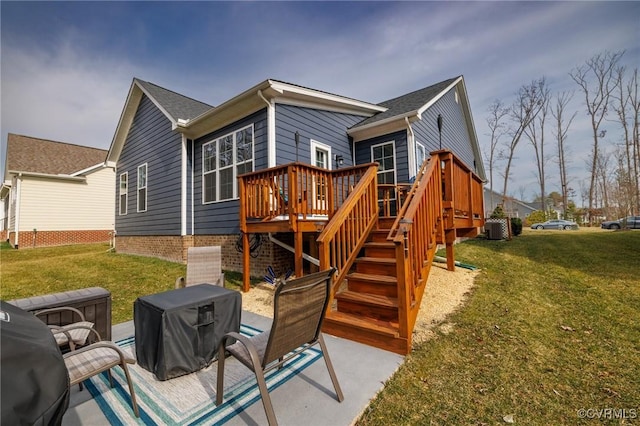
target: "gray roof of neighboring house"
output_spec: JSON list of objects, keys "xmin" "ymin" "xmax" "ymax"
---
[
  {"xmin": 134, "ymin": 78, "xmax": 213, "ymax": 122},
  {"xmin": 352, "ymin": 77, "xmax": 459, "ymax": 128},
  {"xmin": 5, "ymin": 133, "xmax": 107, "ymax": 175}
]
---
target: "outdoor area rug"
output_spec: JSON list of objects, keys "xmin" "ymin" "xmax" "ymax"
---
[{"xmin": 85, "ymin": 324, "xmax": 322, "ymax": 425}]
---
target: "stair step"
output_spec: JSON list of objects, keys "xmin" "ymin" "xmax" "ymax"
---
[
  {"xmin": 323, "ymin": 311, "xmax": 409, "ymax": 355},
  {"xmin": 335, "ymin": 290, "xmax": 398, "ymax": 321},
  {"xmin": 324, "ymin": 311, "xmax": 398, "ymax": 337},
  {"xmin": 346, "ymin": 272, "xmax": 397, "ymax": 297},
  {"xmin": 363, "ymin": 241, "xmax": 396, "ymax": 258},
  {"xmin": 354, "ymin": 256, "xmax": 396, "ymax": 275},
  {"xmin": 377, "ymin": 217, "xmax": 396, "ymax": 229},
  {"xmin": 369, "ymin": 229, "xmax": 391, "ymax": 243}
]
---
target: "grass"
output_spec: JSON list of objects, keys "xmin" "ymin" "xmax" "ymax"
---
[
  {"xmin": 0, "ymin": 243, "xmax": 250, "ymax": 324},
  {"xmin": 357, "ymin": 228, "xmax": 640, "ymax": 425},
  {"xmin": 1, "ymin": 230, "xmax": 638, "ymax": 424}
]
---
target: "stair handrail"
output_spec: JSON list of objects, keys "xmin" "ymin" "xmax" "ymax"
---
[
  {"xmin": 386, "ymin": 153, "xmax": 443, "ymax": 342},
  {"xmin": 317, "ymin": 164, "xmax": 379, "ymax": 302}
]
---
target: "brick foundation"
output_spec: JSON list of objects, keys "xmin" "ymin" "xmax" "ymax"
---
[
  {"xmin": 115, "ymin": 234, "xmax": 296, "ymax": 278},
  {"xmin": 8, "ymin": 230, "xmax": 112, "ymax": 249}
]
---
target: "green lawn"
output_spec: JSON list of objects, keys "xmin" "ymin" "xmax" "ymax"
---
[
  {"xmin": 357, "ymin": 229, "xmax": 640, "ymax": 425},
  {"xmin": 1, "ymin": 231, "xmax": 638, "ymax": 424},
  {"xmin": 0, "ymin": 243, "xmax": 248, "ymax": 323}
]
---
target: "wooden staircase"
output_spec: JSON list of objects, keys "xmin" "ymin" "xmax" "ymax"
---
[
  {"xmin": 240, "ymin": 150, "xmax": 484, "ymax": 356},
  {"xmin": 323, "ymin": 217, "xmax": 410, "ymax": 354}
]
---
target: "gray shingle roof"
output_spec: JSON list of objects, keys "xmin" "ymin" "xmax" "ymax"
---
[
  {"xmin": 134, "ymin": 78, "xmax": 213, "ymax": 122},
  {"xmin": 6, "ymin": 134, "xmax": 107, "ymax": 175},
  {"xmin": 352, "ymin": 77, "xmax": 459, "ymax": 128}
]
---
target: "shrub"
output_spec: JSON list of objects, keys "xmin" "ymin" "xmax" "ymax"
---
[
  {"xmin": 490, "ymin": 205, "xmax": 506, "ymax": 219},
  {"xmin": 511, "ymin": 217, "xmax": 523, "ymax": 236},
  {"xmin": 526, "ymin": 210, "xmax": 547, "ymax": 225}
]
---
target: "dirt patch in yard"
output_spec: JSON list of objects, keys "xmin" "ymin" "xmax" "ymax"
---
[{"xmin": 240, "ymin": 263, "xmax": 479, "ymax": 347}]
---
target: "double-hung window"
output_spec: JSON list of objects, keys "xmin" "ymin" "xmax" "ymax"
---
[
  {"xmin": 119, "ymin": 172, "xmax": 128, "ymax": 215},
  {"xmin": 137, "ymin": 164, "xmax": 147, "ymax": 212},
  {"xmin": 416, "ymin": 142, "xmax": 426, "ymax": 173},
  {"xmin": 203, "ymin": 125, "xmax": 254, "ymax": 203}
]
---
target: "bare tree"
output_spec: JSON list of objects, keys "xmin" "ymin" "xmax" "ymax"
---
[
  {"xmin": 551, "ymin": 91, "xmax": 577, "ymax": 219},
  {"xmin": 484, "ymin": 99, "xmax": 509, "ymax": 209},
  {"xmin": 501, "ymin": 78, "xmax": 546, "ymax": 199},
  {"xmin": 523, "ymin": 78, "xmax": 551, "ymax": 214},
  {"xmin": 569, "ymin": 50, "xmax": 624, "ymax": 224},
  {"xmin": 611, "ymin": 66, "xmax": 640, "ymax": 215}
]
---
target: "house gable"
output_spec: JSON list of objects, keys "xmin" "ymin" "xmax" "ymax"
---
[
  {"xmin": 349, "ymin": 76, "xmax": 485, "ymax": 181},
  {"xmin": 115, "ymin": 94, "xmax": 184, "ymax": 236}
]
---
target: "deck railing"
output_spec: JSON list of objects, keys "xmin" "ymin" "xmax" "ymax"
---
[
  {"xmin": 437, "ymin": 150, "xmax": 484, "ymax": 229},
  {"xmin": 239, "ymin": 162, "xmax": 374, "ymax": 229},
  {"xmin": 317, "ymin": 165, "xmax": 379, "ymax": 299},
  {"xmin": 387, "ymin": 154, "xmax": 443, "ymax": 340}
]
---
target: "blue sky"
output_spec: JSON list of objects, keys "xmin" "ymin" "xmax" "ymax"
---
[{"xmin": 1, "ymin": 1, "xmax": 638, "ymax": 202}]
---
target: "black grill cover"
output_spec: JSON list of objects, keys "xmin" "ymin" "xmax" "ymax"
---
[
  {"xmin": 1, "ymin": 301, "xmax": 70, "ymax": 425},
  {"xmin": 134, "ymin": 284, "xmax": 241, "ymax": 381}
]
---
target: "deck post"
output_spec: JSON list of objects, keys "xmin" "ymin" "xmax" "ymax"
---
[
  {"xmin": 294, "ymin": 230, "xmax": 303, "ymax": 277},
  {"xmin": 445, "ymin": 229, "xmax": 456, "ymax": 271},
  {"xmin": 242, "ymin": 232, "xmax": 250, "ymax": 292}
]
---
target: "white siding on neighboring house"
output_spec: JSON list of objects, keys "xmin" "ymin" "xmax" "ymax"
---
[{"xmin": 17, "ymin": 167, "xmax": 115, "ymax": 231}]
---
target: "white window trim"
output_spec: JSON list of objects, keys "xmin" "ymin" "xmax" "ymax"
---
[
  {"xmin": 371, "ymin": 141, "xmax": 397, "ymax": 186},
  {"xmin": 310, "ymin": 139, "xmax": 332, "ymax": 170},
  {"xmin": 119, "ymin": 172, "xmax": 128, "ymax": 216},
  {"xmin": 202, "ymin": 124, "xmax": 255, "ymax": 205},
  {"xmin": 137, "ymin": 163, "xmax": 148, "ymax": 213},
  {"xmin": 415, "ymin": 141, "xmax": 426, "ymax": 175}
]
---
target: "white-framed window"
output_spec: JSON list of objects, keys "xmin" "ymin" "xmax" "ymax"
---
[
  {"xmin": 309, "ymin": 140, "xmax": 331, "ymax": 210},
  {"xmin": 119, "ymin": 172, "xmax": 128, "ymax": 215},
  {"xmin": 310, "ymin": 139, "xmax": 332, "ymax": 170},
  {"xmin": 416, "ymin": 142, "xmax": 426, "ymax": 173},
  {"xmin": 137, "ymin": 164, "xmax": 147, "ymax": 212},
  {"xmin": 372, "ymin": 141, "xmax": 397, "ymax": 210},
  {"xmin": 203, "ymin": 124, "xmax": 254, "ymax": 203},
  {"xmin": 372, "ymin": 141, "xmax": 396, "ymax": 186}
]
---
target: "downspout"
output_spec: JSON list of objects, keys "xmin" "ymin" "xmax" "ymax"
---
[
  {"xmin": 14, "ymin": 173, "xmax": 22, "ymax": 248},
  {"xmin": 258, "ymin": 90, "xmax": 276, "ymax": 168},
  {"xmin": 405, "ymin": 117, "xmax": 417, "ymax": 179},
  {"xmin": 181, "ymin": 134, "xmax": 188, "ymax": 236},
  {"xmin": 191, "ymin": 138, "xmax": 195, "ymax": 235}
]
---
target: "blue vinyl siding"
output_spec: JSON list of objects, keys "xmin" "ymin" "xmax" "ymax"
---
[
  {"xmin": 355, "ymin": 130, "xmax": 410, "ymax": 184},
  {"xmin": 412, "ymin": 89, "xmax": 477, "ymax": 172},
  {"xmin": 116, "ymin": 95, "xmax": 182, "ymax": 236},
  {"xmin": 192, "ymin": 109, "xmax": 267, "ymax": 235},
  {"xmin": 275, "ymin": 104, "xmax": 366, "ymax": 167}
]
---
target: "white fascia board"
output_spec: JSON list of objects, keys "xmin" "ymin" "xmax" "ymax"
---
[
  {"xmin": 135, "ymin": 81, "xmax": 177, "ymax": 127},
  {"xmin": 456, "ymin": 78, "xmax": 486, "ymax": 181},
  {"xmin": 348, "ymin": 112, "xmax": 418, "ymax": 142},
  {"xmin": 184, "ymin": 79, "xmax": 386, "ymax": 139},
  {"xmin": 274, "ymin": 97, "xmax": 382, "ymax": 117},
  {"xmin": 107, "ymin": 82, "xmax": 143, "ymax": 164},
  {"xmin": 9, "ymin": 170, "xmax": 86, "ymax": 182},
  {"xmin": 416, "ymin": 76, "xmax": 462, "ymax": 117},
  {"xmin": 70, "ymin": 163, "xmax": 109, "ymax": 177},
  {"xmin": 270, "ymin": 81, "xmax": 386, "ymax": 114}
]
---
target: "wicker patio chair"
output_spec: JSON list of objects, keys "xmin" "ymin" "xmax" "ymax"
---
[
  {"xmin": 175, "ymin": 246, "xmax": 225, "ymax": 289},
  {"xmin": 216, "ymin": 268, "xmax": 343, "ymax": 426},
  {"xmin": 35, "ymin": 306, "xmax": 97, "ymax": 351},
  {"xmin": 63, "ymin": 340, "xmax": 140, "ymax": 417}
]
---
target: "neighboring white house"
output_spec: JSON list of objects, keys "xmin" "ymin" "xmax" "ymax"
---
[{"xmin": 1, "ymin": 134, "xmax": 115, "ymax": 248}]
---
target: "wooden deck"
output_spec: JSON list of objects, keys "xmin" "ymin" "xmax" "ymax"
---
[{"xmin": 239, "ymin": 150, "xmax": 484, "ymax": 354}]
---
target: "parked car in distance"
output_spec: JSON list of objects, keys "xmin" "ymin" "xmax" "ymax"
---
[
  {"xmin": 530, "ymin": 219, "xmax": 579, "ymax": 230},
  {"xmin": 601, "ymin": 216, "xmax": 640, "ymax": 230}
]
